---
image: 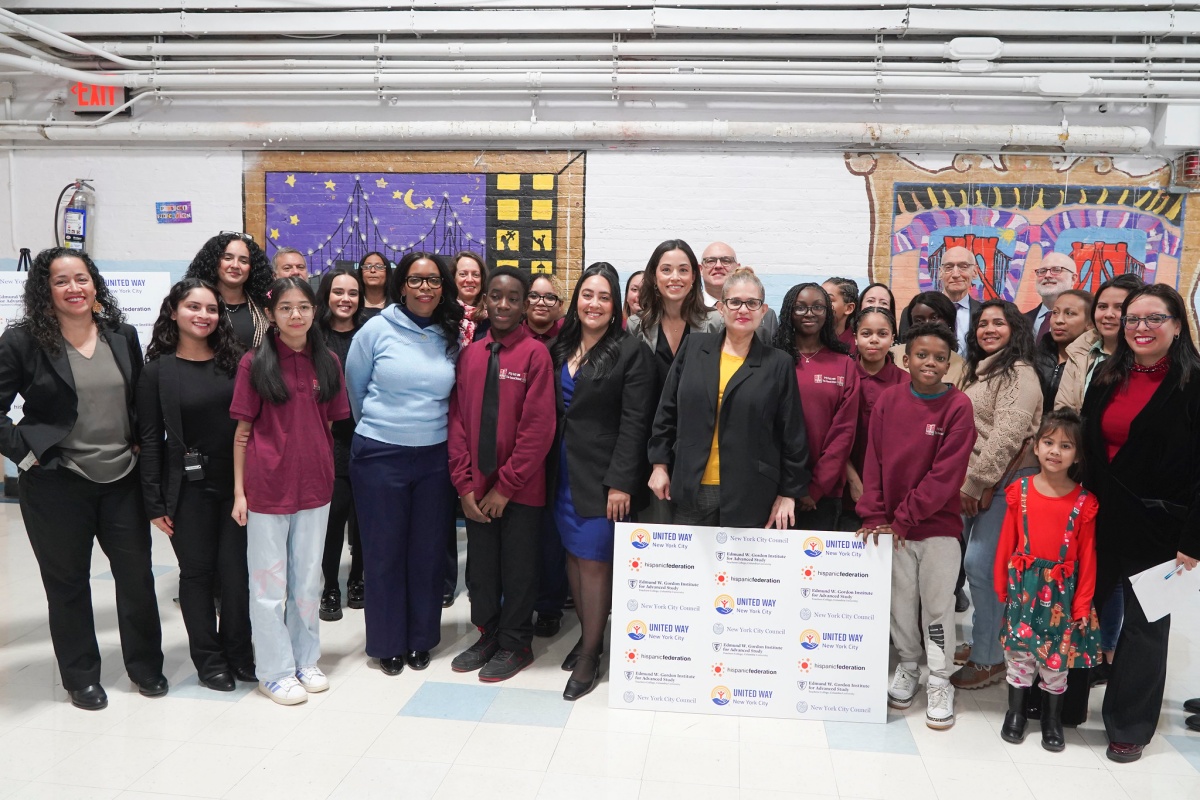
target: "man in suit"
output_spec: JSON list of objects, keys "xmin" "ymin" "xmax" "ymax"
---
[
  {"xmin": 1024, "ymin": 251, "xmax": 1078, "ymax": 339},
  {"xmin": 699, "ymin": 241, "xmax": 779, "ymax": 344},
  {"xmin": 937, "ymin": 245, "xmax": 982, "ymax": 356}
]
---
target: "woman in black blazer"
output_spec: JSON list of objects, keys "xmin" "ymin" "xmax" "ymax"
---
[
  {"xmin": 549, "ymin": 263, "xmax": 655, "ymax": 701},
  {"xmin": 137, "ymin": 278, "xmax": 254, "ymax": 692},
  {"xmin": 1080, "ymin": 283, "xmax": 1200, "ymax": 763},
  {"xmin": 0, "ymin": 248, "xmax": 166, "ymax": 710},
  {"xmin": 648, "ymin": 269, "xmax": 809, "ymax": 529}
]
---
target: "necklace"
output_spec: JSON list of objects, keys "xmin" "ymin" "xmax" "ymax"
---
[
  {"xmin": 1131, "ymin": 355, "xmax": 1170, "ymax": 374},
  {"xmin": 798, "ymin": 348, "xmax": 822, "ymax": 364}
]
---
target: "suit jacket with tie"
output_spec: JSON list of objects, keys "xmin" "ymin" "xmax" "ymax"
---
[
  {"xmin": 648, "ymin": 331, "xmax": 809, "ymax": 527},
  {"xmin": 0, "ymin": 322, "xmax": 142, "ymax": 471}
]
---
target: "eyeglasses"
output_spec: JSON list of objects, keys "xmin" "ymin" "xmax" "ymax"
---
[
  {"xmin": 722, "ymin": 298, "xmax": 764, "ymax": 311},
  {"xmin": 361, "ymin": 263, "xmax": 388, "ymax": 273},
  {"xmin": 1122, "ymin": 314, "xmax": 1175, "ymax": 330},
  {"xmin": 276, "ymin": 304, "xmax": 314, "ymax": 317},
  {"xmin": 701, "ymin": 256, "xmax": 737, "ymax": 267},
  {"xmin": 792, "ymin": 304, "xmax": 827, "ymax": 316},
  {"xmin": 1033, "ymin": 266, "xmax": 1075, "ymax": 277},
  {"xmin": 405, "ymin": 275, "xmax": 443, "ymax": 288},
  {"xmin": 528, "ymin": 292, "xmax": 561, "ymax": 306},
  {"xmin": 220, "ymin": 231, "xmax": 254, "ymax": 242},
  {"xmin": 941, "ymin": 262, "xmax": 974, "ymax": 273}
]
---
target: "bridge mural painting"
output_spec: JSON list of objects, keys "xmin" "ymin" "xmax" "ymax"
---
[{"xmin": 846, "ymin": 153, "xmax": 1200, "ymax": 325}]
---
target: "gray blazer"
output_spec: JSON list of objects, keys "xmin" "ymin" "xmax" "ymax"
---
[{"xmin": 627, "ymin": 308, "xmax": 725, "ymax": 351}]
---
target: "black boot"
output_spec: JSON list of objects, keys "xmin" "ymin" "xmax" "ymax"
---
[
  {"xmin": 1001, "ymin": 683, "xmax": 1028, "ymax": 744},
  {"xmin": 1041, "ymin": 690, "xmax": 1066, "ymax": 752}
]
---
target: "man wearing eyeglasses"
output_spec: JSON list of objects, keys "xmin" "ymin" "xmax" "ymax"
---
[
  {"xmin": 1025, "ymin": 252, "xmax": 1077, "ymax": 339},
  {"xmin": 936, "ymin": 245, "xmax": 982, "ymax": 357},
  {"xmin": 699, "ymin": 242, "xmax": 778, "ymax": 343},
  {"xmin": 273, "ymin": 247, "xmax": 308, "ymax": 280}
]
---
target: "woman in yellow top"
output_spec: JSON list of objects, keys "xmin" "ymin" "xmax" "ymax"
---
[{"xmin": 648, "ymin": 270, "xmax": 808, "ymax": 528}]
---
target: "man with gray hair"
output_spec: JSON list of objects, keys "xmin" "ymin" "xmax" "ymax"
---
[
  {"xmin": 1025, "ymin": 251, "xmax": 1077, "ymax": 339},
  {"xmin": 699, "ymin": 241, "xmax": 778, "ymax": 343},
  {"xmin": 273, "ymin": 247, "xmax": 308, "ymax": 280}
]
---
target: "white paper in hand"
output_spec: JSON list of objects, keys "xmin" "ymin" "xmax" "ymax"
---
[{"xmin": 1129, "ymin": 559, "xmax": 1200, "ymax": 623}]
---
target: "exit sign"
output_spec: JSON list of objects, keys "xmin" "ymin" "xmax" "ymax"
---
[{"xmin": 66, "ymin": 82, "xmax": 131, "ymax": 115}]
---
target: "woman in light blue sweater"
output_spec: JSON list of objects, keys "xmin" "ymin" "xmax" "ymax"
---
[{"xmin": 345, "ymin": 252, "xmax": 463, "ymax": 675}]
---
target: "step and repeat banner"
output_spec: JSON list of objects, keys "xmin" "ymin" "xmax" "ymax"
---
[{"xmin": 609, "ymin": 523, "xmax": 893, "ymax": 724}]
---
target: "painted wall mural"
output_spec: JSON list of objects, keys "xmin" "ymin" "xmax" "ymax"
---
[
  {"xmin": 244, "ymin": 151, "xmax": 584, "ymax": 283},
  {"xmin": 845, "ymin": 153, "xmax": 1200, "ymax": 323}
]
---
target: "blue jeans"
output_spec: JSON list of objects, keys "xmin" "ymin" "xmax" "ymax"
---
[
  {"xmin": 962, "ymin": 467, "xmax": 1036, "ymax": 667},
  {"xmin": 247, "ymin": 505, "xmax": 330, "ymax": 682}
]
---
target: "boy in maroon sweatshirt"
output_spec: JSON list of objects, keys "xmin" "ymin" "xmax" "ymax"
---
[
  {"xmin": 449, "ymin": 267, "xmax": 556, "ymax": 682},
  {"xmin": 857, "ymin": 322, "xmax": 977, "ymax": 730}
]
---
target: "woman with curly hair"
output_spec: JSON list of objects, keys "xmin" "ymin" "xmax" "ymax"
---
[
  {"xmin": 137, "ymin": 279, "xmax": 252, "ymax": 692},
  {"xmin": 185, "ymin": 232, "xmax": 272, "ymax": 350},
  {"xmin": 0, "ymin": 247, "xmax": 166, "ymax": 710}
]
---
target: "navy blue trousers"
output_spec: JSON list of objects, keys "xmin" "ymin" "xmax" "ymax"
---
[{"xmin": 350, "ymin": 435, "xmax": 453, "ymax": 657}]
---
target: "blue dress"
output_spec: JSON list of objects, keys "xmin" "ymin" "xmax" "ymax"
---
[{"xmin": 554, "ymin": 364, "xmax": 616, "ymax": 562}]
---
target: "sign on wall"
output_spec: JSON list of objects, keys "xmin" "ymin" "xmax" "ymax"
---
[{"xmin": 609, "ymin": 523, "xmax": 892, "ymax": 723}]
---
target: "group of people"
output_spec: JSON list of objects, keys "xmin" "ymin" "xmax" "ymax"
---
[{"xmin": 1, "ymin": 235, "xmax": 1196, "ymax": 764}]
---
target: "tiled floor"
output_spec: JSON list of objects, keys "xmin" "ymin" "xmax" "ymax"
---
[{"xmin": 1, "ymin": 504, "xmax": 1198, "ymax": 799}]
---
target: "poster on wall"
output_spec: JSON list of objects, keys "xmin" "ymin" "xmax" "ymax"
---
[{"xmin": 608, "ymin": 523, "xmax": 892, "ymax": 723}]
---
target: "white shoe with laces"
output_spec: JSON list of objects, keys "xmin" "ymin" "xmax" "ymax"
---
[
  {"xmin": 296, "ymin": 665, "xmax": 329, "ymax": 693},
  {"xmin": 887, "ymin": 664, "xmax": 921, "ymax": 709},
  {"xmin": 926, "ymin": 677, "xmax": 956, "ymax": 730},
  {"xmin": 259, "ymin": 676, "xmax": 308, "ymax": 705}
]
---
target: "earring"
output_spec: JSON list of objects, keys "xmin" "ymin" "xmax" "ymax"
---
[
  {"xmin": 92, "ymin": 300, "xmax": 103, "ymax": 313},
  {"xmin": 399, "ymin": 295, "xmax": 407, "ymax": 306}
]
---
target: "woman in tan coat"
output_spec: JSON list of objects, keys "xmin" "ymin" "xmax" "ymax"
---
[{"xmin": 1053, "ymin": 274, "xmax": 1144, "ymax": 413}]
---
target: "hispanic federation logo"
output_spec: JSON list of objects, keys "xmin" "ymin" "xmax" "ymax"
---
[
  {"xmin": 624, "ymin": 649, "xmax": 638, "ymax": 664},
  {"xmin": 711, "ymin": 686, "xmax": 731, "ymax": 706},
  {"xmin": 714, "ymin": 594, "xmax": 735, "ymax": 615},
  {"xmin": 626, "ymin": 620, "xmax": 647, "ymax": 641},
  {"xmin": 630, "ymin": 528, "xmax": 651, "ymax": 549},
  {"xmin": 628, "ymin": 557, "xmax": 642, "ymax": 572},
  {"xmin": 711, "ymin": 662, "xmax": 725, "ymax": 677},
  {"xmin": 800, "ymin": 564, "xmax": 817, "ymax": 581},
  {"xmin": 800, "ymin": 629, "xmax": 822, "ymax": 650},
  {"xmin": 797, "ymin": 658, "xmax": 813, "ymax": 673},
  {"xmin": 803, "ymin": 536, "xmax": 824, "ymax": 557},
  {"xmin": 714, "ymin": 571, "xmax": 729, "ymax": 587}
]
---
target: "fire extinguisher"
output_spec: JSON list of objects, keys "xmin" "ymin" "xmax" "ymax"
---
[{"xmin": 54, "ymin": 179, "xmax": 96, "ymax": 252}]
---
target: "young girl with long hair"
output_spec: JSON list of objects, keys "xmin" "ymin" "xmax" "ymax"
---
[{"xmin": 231, "ymin": 277, "xmax": 350, "ymax": 705}]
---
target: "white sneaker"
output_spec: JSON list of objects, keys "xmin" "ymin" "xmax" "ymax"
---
[
  {"xmin": 887, "ymin": 664, "xmax": 921, "ymax": 709},
  {"xmin": 296, "ymin": 665, "xmax": 329, "ymax": 693},
  {"xmin": 926, "ymin": 678, "xmax": 955, "ymax": 729},
  {"xmin": 259, "ymin": 676, "xmax": 308, "ymax": 705}
]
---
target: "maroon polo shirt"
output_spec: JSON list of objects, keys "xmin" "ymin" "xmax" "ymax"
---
[
  {"xmin": 793, "ymin": 349, "xmax": 860, "ymax": 502},
  {"xmin": 230, "ymin": 337, "xmax": 351, "ymax": 515}
]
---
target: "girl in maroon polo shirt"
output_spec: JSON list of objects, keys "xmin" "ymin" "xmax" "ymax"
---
[{"xmin": 231, "ymin": 277, "xmax": 351, "ymax": 706}]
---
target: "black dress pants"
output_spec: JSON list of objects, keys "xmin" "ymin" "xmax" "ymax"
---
[
  {"xmin": 19, "ymin": 466, "xmax": 164, "ymax": 690},
  {"xmin": 466, "ymin": 501, "xmax": 542, "ymax": 651},
  {"xmin": 1102, "ymin": 577, "xmax": 1171, "ymax": 745},
  {"xmin": 171, "ymin": 475, "xmax": 253, "ymax": 678},
  {"xmin": 322, "ymin": 474, "xmax": 362, "ymax": 592}
]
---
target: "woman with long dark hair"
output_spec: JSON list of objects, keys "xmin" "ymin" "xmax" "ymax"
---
[
  {"xmin": 774, "ymin": 282, "xmax": 859, "ymax": 530},
  {"xmin": 549, "ymin": 263, "xmax": 655, "ymax": 700},
  {"xmin": 358, "ymin": 251, "xmax": 392, "ymax": 322},
  {"xmin": 138, "ymin": 278, "xmax": 251, "ymax": 691},
  {"xmin": 185, "ymin": 232, "xmax": 272, "ymax": 350},
  {"xmin": 315, "ymin": 268, "xmax": 366, "ymax": 621},
  {"xmin": 1081, "ymin": 284, "xmax": 1200, "ymax": 762},
  {"xmin": 952, "ymin": 299, "xmax": 1043, "ymax": 691},
  {"xmin": 346, "ymin": 252, "xmax": 463, "ymax": 675},
  {"xmin": 0, "ymin": 247, "xmax": 166, "ymax": 709}
]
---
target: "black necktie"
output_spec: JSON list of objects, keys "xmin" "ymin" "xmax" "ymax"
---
[
  {"xmin": 478, "ymin": 341, "xmax": 503, "ymax": 475},
  {"xmin": 1037, "ymin": 311, "xmax": 1051, "ymax": 340}
]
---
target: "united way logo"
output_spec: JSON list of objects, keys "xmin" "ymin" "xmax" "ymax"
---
[
  {"xmin": 799, "ymin": 608, "xmax": 812, "ymax": 621},
  {"xmin": 714, "ymin": 594, "xmax": 735, "ymax": 615},
  {"xmin": 715, "ymin": 531, "xmax": 728, "ymax": 544},
  {"xmin": 626, "ymin": 599, "xmax": 639, "ymax": 612},
  {"xmin": 626, "ymin": 620, "xmax": 647, "ymax": 641},
  {"xmin": 711, "ymin": 662, "xmax": 725, "ymax": 677},
  {"xmin": 803, "ymin": 537, "xmax": 824, "ymax": 557},
  {"xmin": 796, "ymin": 701, "xmax": 809, "ymax": 714},
  {"xmin": 628, "ymin": 557, "xmax": 642, "ymax": 572},
  {"xmin": 711, "ymin": 686, "xmax": 731, "ymax": 707},
  {"xmin": 714, "ymin": 571, "xmax": 729, "ymax": 587},
  {"xmin": 630, "ymin": 528, "xmax": 651, "ymax": 549},
  {"xmin": 800, "ymin": 629, "xmax": 822, "ymax": 650}
]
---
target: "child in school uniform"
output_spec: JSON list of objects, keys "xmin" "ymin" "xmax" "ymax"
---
[
  {"xmin": 995, "ymin": 408, "xmax": 1100, "ymax": 752},
  {"xmin": 857, "ymin": 322, "xmax": 977, "ymax": 730},
  {"xmin": 448, "ymin": 266, "xmax": 556, "ymax": 682},
  {"xmin": 231, "ymin": 277, "xmax": 350, "ymax": 705}
]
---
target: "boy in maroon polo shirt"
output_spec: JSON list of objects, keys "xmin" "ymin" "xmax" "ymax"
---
[
  {"xmin": 857, "ymin": 322, "xmax": 977, "ymax": 730},
  {"xmin": 449, "ymin": 266, "xmax": 556, "ymax": 681}
]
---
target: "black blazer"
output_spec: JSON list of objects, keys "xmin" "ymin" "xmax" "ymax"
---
[
  {"xmin": 1081, "ymin": 361, "xmax": 1200, "ymax": 599},
  {"xmin": 552, "ymin": 335, "xmax": 656, "ymax": 517},
  {"xmin": 0, "ymin": 322, "xmax": 141, "ymax": 470},
  {"xmin": 648, "ymin": 332, "xmax": 809, "ymax": 528}
]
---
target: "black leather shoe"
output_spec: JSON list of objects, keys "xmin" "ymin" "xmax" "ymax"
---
[
  {"xmin": 1040, "ymin": 690, "xmax": 1065, "ymax": 752},
  {"xmin": 442, "ymin": 591, "xmax": 456, "ymax": 609},
  {"xmin": 200, "ymin": 671, "xmax": 236, "ymax": 692},
  {"xmin": 1000, "ymin": 684, "xmax": 1028, "ymax": 744},
  {"xmin": 1184, "ymin": 697, "xmax": 1200, "ymax": 714},
  {"xmin": 347, "ymin": 580, "xmax": 365, "ymax": 609},
  {"xmin": 380, "ymin": 656, "xmax": 405, "ymax": 676},
  {"xmin": 406, "ymin": 650, "xmax": 431, "ymax": 671},
  {"xmin": 135, "ymin": 674, "xmax": 169, "ymax": 698},
  {"xmin": 954, "ymin": 587, "xmax": 970, "ymax": 613},
  {"xmin": 563, "ymin": 654, "xmax": 601, "ymax": 701},
  {"xmin": 69, "ymin": 684, "xmax": 108, "ymax": 711},
  {"xmin": 1186, "ymin": 714, "xmax": 1200, "ymax": 732},
  {"xmin": 320, "ymin": 588, "xmax": 343, "ymax": 622},
  {"xmin": 233, "ymin": 665, "xmax": 257, "ymax": 682},
  {"xmin": 562, "ymin": 638, "xmax": 584, "ymax": 672},
  {"xmin": 1106, "ymin": 742, "xmax": 1144, "ymax": 763},
  {"xmin": 534, "ymin": 613, "xmax": 562, "ymax": 638}
]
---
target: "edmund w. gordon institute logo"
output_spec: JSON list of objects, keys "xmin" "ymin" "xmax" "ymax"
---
[
  {"xmin": 803, "ymin": 536, "xmax": 824, "ymax": 557},
  {"xmin": 626, "ymin": 620, "xmax": 647, "ymax": 641},
  {"xmin": 800, "ymin": 629, "xmax": 822, "ymax": 650},
  {"xmin": 711, "ymin": 686, "xmax": 731, "ymax": 707},
  {"xmin": 714, "ymin": 594, "xmax": 735, "ymax": 615},
  {"xmin": 630, "ymin": 528, "xmax": 651, "ymax": 549}
]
